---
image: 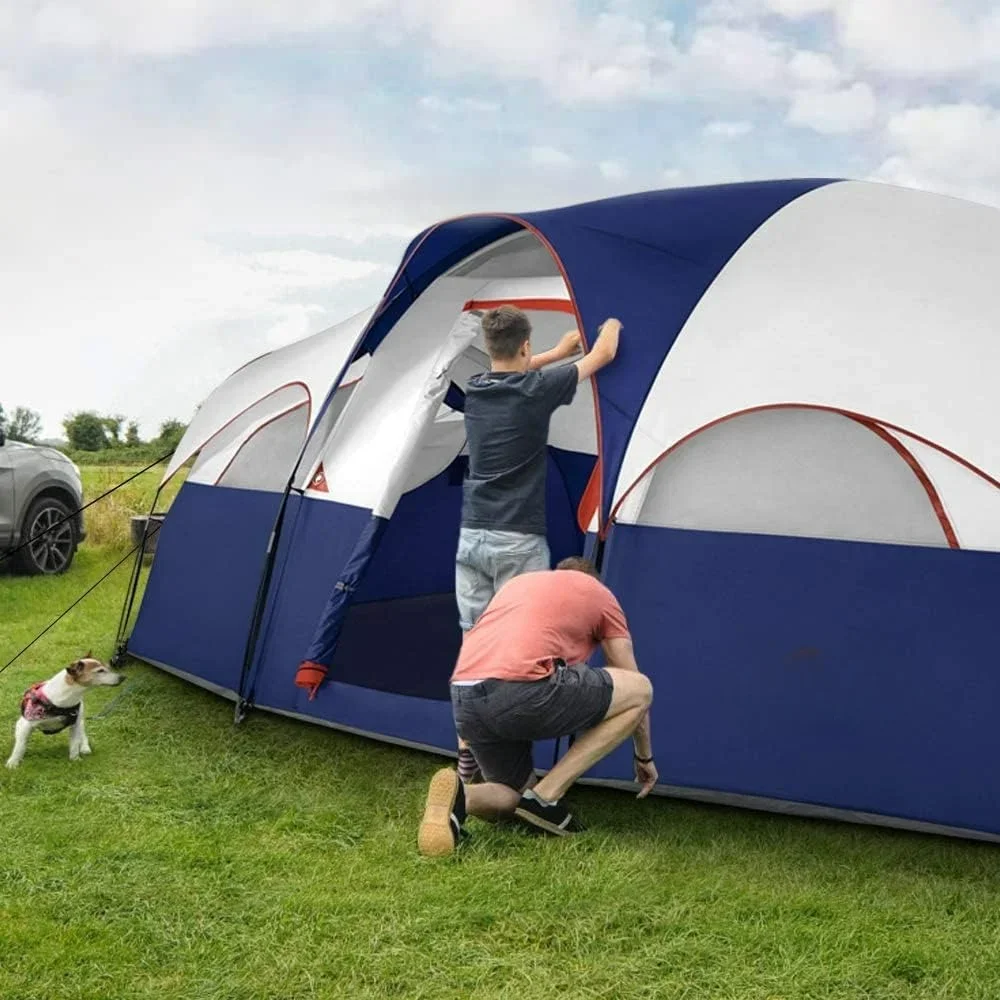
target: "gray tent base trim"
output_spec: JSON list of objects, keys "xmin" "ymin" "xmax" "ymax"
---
[{"xmin": 135, "ymin": 655, "xmax": 1000, "ymax": 846}]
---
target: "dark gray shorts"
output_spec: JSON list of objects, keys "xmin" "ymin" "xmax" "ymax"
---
[{"xmin": 450, "ymin": 664, "xmax": 614, "ymax": 791}]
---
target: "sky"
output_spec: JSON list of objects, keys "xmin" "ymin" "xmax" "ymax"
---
[{"xmin": 2, "ymin": 0, "xmax": 999, "ymax": 440}]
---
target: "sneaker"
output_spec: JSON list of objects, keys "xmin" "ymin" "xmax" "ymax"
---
[
  {"xmin": 514, "ymin": 789, "xmax": 585, "ymax": 836},
  {"xmin": 418, "ymin": 768, "xmax": 467, "ymax": 857}
]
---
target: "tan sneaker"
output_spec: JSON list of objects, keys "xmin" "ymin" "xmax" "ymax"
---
[{"xmin": 418, "ymin": 768, "xmax": 466, "ymax": 857}]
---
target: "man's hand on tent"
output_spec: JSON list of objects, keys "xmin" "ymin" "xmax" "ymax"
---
[
  {"xmin": 557, "ymin": 330, "xmax": 583, "ymax": 359},
  {"xmin": 596, "ymin": 318, "xmax": 622, "ymax": 360},
  {"xmin": 574, "ymin": 317, "xmax": 622, "ymax": 382},
  {"xmin": 634, "ymin": 757, "xmax": 658, "ymax": 799}
]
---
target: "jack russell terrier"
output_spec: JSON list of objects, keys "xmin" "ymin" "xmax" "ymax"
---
[{"xmin": 6, "ymin": 654, "xmax": 124, "ymax": 769}]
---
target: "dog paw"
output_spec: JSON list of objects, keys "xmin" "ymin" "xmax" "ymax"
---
[
  {"xmin": 80, "ymin": 745, "xmax": 92, "ymax": 756},
  {"xmin": 69, "ymin": 750, "xmax": 81, "ymax": 761},
  {"xmin": 5, "ymin": 759, "xmax": 19, "ymax": 770}
]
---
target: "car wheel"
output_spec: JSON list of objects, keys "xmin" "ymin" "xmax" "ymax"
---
[{"xmin": 15, "ymin": 496, "xmax": 77, "ymax": 575}]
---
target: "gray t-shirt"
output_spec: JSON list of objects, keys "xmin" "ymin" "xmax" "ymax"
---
[{"xmin": 461, "ymin": 364, "xmax": 578, "ymax": 535}]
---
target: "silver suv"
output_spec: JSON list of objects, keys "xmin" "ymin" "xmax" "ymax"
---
[{"xmin": 0, "ymin": 427, "xmax": 86, "ymax": 574}]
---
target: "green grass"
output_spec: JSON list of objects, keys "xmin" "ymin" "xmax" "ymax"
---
[{"xmin": 4, "ymin": 479, "xmax": 1000, "ymax": 997}]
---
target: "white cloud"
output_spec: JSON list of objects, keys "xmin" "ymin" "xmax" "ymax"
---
[
  {"xmin": 703, "ymin": 120, "xmax": 754, "ymax": 137},
  {"xmin": 682, "ymin": 24, "xmax": 788, "ymax": 96},
  {"xmin": 741, "ymin": 0, "xmax": 1000, "ymax": 78},
  {"xmin": 835, "ymin": 0, "xmax": 1000, "ymax": 77},
  {"xmin": 530, "ymin": 145, "xmax": 574, "ymax": 168},
  {"xmin": 418, "ymin": 94, "xmax": 501, "ymax": 114},
  {"xmin": 873, "ymin": 103, "xmax": 1000, "ymax": 207},
  {"xmin": 787, "ymin": 81, "xmax": 877, "ymax": 134},
  {"xmin": 598, "ymin": 159, "xmax": 629, "ymax": 180},
  {"xmin": 787, "ymin": 49, "xmax": 844, "ymax": 88}
]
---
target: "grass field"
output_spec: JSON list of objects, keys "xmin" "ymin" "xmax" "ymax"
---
[{"xmin": 3, "ymin": 469, "xmax": 1000, "ymax": 998}]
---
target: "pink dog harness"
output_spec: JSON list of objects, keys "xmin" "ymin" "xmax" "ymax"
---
[{"xmin": 21, "ymin": 683, "xmax": 79, "ymax": 732}]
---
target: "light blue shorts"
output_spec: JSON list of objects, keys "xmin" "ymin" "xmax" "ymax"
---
[{"xmin": 455, "ymin": 527, "xmax": 551, "ymax": 632}]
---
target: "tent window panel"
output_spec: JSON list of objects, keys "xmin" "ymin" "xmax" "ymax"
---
[
  {"xmin": 188, "ymin": 383, "xmax": 310, "ymax": 486},
  {"xmin": 632, "ymin": 408, "xmax": 948, "ymax": 547},
  {"xmin": 216, "ymin": 404, "xmax": 310, "ymax": 492}
]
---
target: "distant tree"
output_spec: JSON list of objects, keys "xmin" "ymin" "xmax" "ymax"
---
[
  {"xmin": 63, "ymin": 411, "xmax": 109, "ymax": 452},
  {"xmin": 102, "ymin": 414, "xmax": 126, "ymax": 447},
  {"xmin": 125, "ymin": 421, "xmax": 142, "ymax": 447},
  {"xmin": 6, "ymin": 406, "xmax": 43, "ymax": 444},
  {"xmin": 155, "ymin": 419, "xmax": 187, "ymax": 454},
  {"xmin": 0, "ymin": 402, "xmax": 6, "ymax": 436}
]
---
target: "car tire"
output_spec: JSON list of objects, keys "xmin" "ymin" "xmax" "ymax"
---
[{"xmin": 15, "ymin": 496, "xmax": 78, "ymax": 575}]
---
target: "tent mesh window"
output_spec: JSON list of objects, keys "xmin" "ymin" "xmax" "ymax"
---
[{"xmin": 216, "ymin": 403, "xmax": 310, "ymax": 492}]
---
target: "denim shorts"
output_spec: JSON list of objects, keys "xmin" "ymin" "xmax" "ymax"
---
[
  {"xmin": 455, "ymin": 527, "xmax": 550, "ymax": 631},
  {"xmin": 451, "ymin": 663, "xmax": 614, "ymax": 791}
]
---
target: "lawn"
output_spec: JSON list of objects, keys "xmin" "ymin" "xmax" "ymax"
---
[{"xmin": 3, "ymin": 469, "xmax": 1000, "ymax": 998}]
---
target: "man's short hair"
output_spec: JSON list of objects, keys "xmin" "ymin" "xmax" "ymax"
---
[
  {"xmin": 556, "ymin": 556, "xmax": 599, "ymax": 578},
  {"xmin": 481, "ymin": 305, "xmax": 531, "ymax": 360}
]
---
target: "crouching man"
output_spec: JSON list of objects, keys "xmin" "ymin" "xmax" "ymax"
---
[{"xmin": 418, "ymin": 557, "xmax": 656, "ymax": 856}]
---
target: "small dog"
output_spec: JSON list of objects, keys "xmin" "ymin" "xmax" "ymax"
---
[{"xmin": 5, "ymin": 653, "xmax": 123, "ymax": 769}]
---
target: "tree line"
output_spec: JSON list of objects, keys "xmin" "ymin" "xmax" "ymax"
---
[{"xmin": 0, "ymin": 402, "xmax": 187, "ymax": 457}]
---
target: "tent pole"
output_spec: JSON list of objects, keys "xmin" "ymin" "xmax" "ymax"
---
[{"xmin": 113, "ymin": 481, "xmax": 167, "ymax": 668}]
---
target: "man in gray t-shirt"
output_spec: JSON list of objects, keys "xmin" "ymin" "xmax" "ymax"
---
[{"xmin": 454, "ymin": 303, "xmax": 622, "ymax": 782}]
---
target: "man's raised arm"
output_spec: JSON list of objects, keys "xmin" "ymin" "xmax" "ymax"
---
[{"xmin": 574, "ymin": 318, "xmax": 621, "ymax": 383}]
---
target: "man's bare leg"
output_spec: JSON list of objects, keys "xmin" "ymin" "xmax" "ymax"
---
[
  {"xmin": 465, "ymin": 782, "xmax": 521, "ymax": 821},
  {"xmin": 531, "ymin": 668, "xmax": 652, "ymax": 803}
]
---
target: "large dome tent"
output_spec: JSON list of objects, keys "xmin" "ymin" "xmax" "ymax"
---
[{"xmin": 121, "ymin": 178, "xmax": 1000, "ymax": 842}]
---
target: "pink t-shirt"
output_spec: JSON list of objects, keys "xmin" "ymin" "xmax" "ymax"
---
[{"xmin": 452, "ymin": 570, "xmax": 631, "ymax": 683}]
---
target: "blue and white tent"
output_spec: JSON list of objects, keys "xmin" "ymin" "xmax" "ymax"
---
[{"xmin": 126, "ymin": 179, "xmax": 1000, "ymax": 842}]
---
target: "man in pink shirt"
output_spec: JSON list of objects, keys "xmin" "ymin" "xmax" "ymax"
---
[{"xmin": 418, "ymin": 558, "xmax": 657, "ymax": 856}]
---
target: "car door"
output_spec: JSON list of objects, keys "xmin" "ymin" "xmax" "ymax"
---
[{"xmin": 0, "ymin": 435, "xmax": 14, "ymax": 548}]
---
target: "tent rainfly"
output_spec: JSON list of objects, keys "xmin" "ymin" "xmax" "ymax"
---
[{"xmin": 123, "ymin": 179, "xmax": 1000, "ymax": 843}]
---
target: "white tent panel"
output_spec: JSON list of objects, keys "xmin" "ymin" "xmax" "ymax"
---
[
  {"xmin": 451, "ymin": 231, "xmax": 561, "ymax": 279},
  {"xmin": 164, "ymin": 305, "xmax": 374, "ymax": 482},
  {"xmin": 311, "ymin": 277, "xmax": 486, "ymax": 510},
  {"xmin": 891, "ymin": 430, "xmax": 1000, "ymax": 552},
  {"xmin": 463, "ymin": 275, "xmax": 569, "ymax": 306},
  {"xmin": 299, "ymin": 270, "xmax": 593, "ymax": 507},
  {"xmin": 187, "ymin": 384, "xmax": 310, "ymax": 488},
  {"xmin": 618, "ymin": 407, "xmax": 949, "ymax": 548},
  {"xmin": 615, "ymin": 181, "xmax": 1000, "ymax": 508}
]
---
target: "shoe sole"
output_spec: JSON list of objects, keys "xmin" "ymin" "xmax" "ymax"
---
[
  {"xmin": 418, "ymin": 768, "xmax": 459, "ymax": 857},
  {"xmin": 513, "ymin": 806, "xmax": 574, "ymax": 837}
]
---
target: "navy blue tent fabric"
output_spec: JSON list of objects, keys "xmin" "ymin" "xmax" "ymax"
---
[
  {"xmin": 128, "ymin": 482, "xmax": 282, "ymax": 693},
  {"xmin": 599, "ymin": 523, "xmax": 1000, "ymax": 836}
]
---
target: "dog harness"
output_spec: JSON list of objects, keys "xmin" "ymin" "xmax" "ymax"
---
[{"xmin": 21, "ymin": 683, "xmax": 79, "ymax": 733}]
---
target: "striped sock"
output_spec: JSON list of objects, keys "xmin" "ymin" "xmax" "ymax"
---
[{"xmin": 457, "ymin": 746, "xmax": 480, "ymax": 784}]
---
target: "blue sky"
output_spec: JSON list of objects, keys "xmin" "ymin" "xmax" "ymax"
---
[{"xmin": 2, "ymin": 0, "xmax": 998, "ymax": 438}]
